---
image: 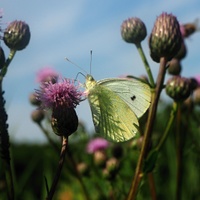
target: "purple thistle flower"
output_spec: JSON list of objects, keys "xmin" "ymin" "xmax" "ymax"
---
[
  {"xmin": 36, "ymin": 78, "xmax": 83, "ymax": 109},
  {"xmin": 86, "ymin": 137, "xmax": 110, "ymax": 154},
  {"xmin": 36, "ymin": 67, "xmax": 59, "ymax": 83}
]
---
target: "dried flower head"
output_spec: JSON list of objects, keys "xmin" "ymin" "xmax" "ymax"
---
[{"xmin": 36, "ymin": 67, "xmax": 59, "ymax": 84}]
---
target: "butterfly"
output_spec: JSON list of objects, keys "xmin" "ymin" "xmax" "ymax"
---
[{"xmin": 85, "ymin": 74, "xmax": 151, "ymax": 142}]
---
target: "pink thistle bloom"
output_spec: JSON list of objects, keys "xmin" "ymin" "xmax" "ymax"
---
[
  {"xmin": 36, "ymin": 67, "xmax": 59, "ymax": 83},
  {"xmin": 194, "ymin": 75, "xmax": 200, "ymax": 86},
  {"xmin": 36, "ymin": 78, "xmax": 83, "ymax": 109},
  {"xmin": 86, "ymin": 137, "xmax": 110, "ymax": 153}
]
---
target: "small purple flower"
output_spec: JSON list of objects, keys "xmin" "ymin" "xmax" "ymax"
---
[
  {"xmin": 36, "ymin": 67, "xmax": 59, "ymax": 83},
  {"xmin": 86, "ymin": 137, "xmax": 110, "ymax": 154},
  {"xmin": 36, "ymin": 78, "xmax": 83, "ymax": 109}
]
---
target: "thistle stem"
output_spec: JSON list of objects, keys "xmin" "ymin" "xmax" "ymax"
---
[
  {"xmin": 0, "ymin": 49, "xmax": 16, "ymax": 83},
  {"xmin": 155, "ymin": 102, "xmax": 179, "ymax": 152},
  {"xmin": 175, "ymin": 104, "xmax": 183, "ymax": 200},
  {"xmin": 147, "ymin": 173, "xmax": 157, "ymax": 200},
  {"xmin": 46, "ymin": 136, "xmax": 68, "ymax": 200},
  {"xmin": 0, "ymin": 49, "xmax": 17, "ymax": 200},
  {"xmin": 127, "ymin": 57, "xmax": 167, "ymax": 200},
  {"xmin": 38, "ymin": 123, "xmax": 91, "ymax": 200},
  {"xmin": 135, "ymin": 43, "xmax": 155, "ymax": 87}
]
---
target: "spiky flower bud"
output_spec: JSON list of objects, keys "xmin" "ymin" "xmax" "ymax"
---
[
  {"xmin": 3, "ymin": 20, "xmax": 30, "ymax": 50},
  {"xmin": 168, "ymin": 58, "xmax": 182, "ymax": 75},
  {"xmin": 166, "ymin": 76, "xmax": 191, "ymax": 102},
  {"xmin": 121, "ymin": 17, "xmax": 147, "ymax": 44},
  {"xmin": 31, "ymin": 109, "xmax": 44, "ymax": 123},
  {"xmin": 0, "ymin": 47, "xmax": 5, "ymax": 69},
  {"xmin": 149, "ymin": 12, "xmax": 182, "ymax": 62}
]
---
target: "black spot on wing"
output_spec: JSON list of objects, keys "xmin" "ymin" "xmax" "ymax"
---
[{"xmin": 131, "ymin": 95, "xmax": 136, "ymax": 101}]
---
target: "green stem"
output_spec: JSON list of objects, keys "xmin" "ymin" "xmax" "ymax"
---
[
  {"xmin": 135, "ymin": 43, "xmax": 155, "ymax": 87},
  {"xmin": 175, "ymin": 104, "xmax": 183, "ymax": 200},
  {"xmin": 46, "ymin": 136, "xmax": 68, "ymax": 200},
  {"xmin": 0, "ymin": 49, "xmax": 16, "ymax": 83},
  {"xmin": 127, "ymin": 57, "xmax": 167, "ymax": 200},
  {"xmin": 155, "ymin": 102, "xmax": 179, "ymax": 152}
]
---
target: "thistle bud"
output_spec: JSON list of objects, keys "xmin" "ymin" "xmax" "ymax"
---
[
  {"xmin": 121, "ymin": 17, "xmax": 147, "ymax": 44},
  {"xmin": 180, "ymin": 19, "xmax": 199, "ymax": 38},
  {"xmin": 174, "ymin": 42, "xmax": 187, "ymax": 60},
  {"xmin": 106, "ymin": 157, "xmax": 119, "ymax": 174},
  {"xmin": 3, "ymin": 20, "xmax": 31, "ymax": 50},
  {"xmin": 51, "ymin": 106, "xmax": 78, "ymax": 137},
  {"xmin": 167, "ymin": 58, "xmax": 182, "ymax": 75},
  {"xmin": 93, "ymin": 150, "xmax": 107, "ymax": 167},
  {"xmin": 149, "ymin": 12, "xmax": 182, "ymax": 62},
  {"xmin": 0, "ymin": 47, "xmax": 5, "ymax": 69},
  {"xmin": 29, "ymin": 92, "xmax": 41, "ymax": 106},
  {"xmin": 31, "ymin": 109, "xmax": 44, "ymax": 123},
  {"xmin": 166, "ymin": 76, "xmax": 191, "ymax": 102},
  {"xmin": 76, "ymin": 162, "xmax": 89, "ymax": 176}
]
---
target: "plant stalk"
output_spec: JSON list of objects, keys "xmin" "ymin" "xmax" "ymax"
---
[{"xmin": 127, "ymin": 57, "xmax": 167, "ymax": 200}]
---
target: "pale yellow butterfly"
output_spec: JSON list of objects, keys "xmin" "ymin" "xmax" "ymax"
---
[{"xmin": 85, "ymin": 75, "xmax": 151, "ymax": 142}]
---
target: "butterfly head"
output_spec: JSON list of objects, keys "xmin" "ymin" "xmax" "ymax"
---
[{"xmin": 85, "ymin": 74, "xmax": 97, "ymax": 90}]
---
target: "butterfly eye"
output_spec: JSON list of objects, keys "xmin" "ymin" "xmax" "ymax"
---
[{"xmin": 87, "ymin": 75, "xmax": 94, "ymax": 81}]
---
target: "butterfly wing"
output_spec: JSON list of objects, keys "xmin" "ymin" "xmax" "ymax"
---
[
  {"xmin": 98, "ymin": 78, "xmax": 151, "ymax": 118},
  {"xmin": 87, "ymin": 79, "xmax": 139, "ymax": 142}
]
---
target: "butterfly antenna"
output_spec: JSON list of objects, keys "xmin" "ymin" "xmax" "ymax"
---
[
  {"xmin": 90, "ymin": 50, "xmax": 92, "ymax": 75},
  {"xmin": 75, "ymin": 72, "xmax": 86, "ymax": 81},
  {"xmin": 65, "ymin": 57, "xmax": 88, "ymax": 74}
]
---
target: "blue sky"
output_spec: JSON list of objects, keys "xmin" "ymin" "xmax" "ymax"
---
[{"xmin": 1, "ymin": 0, "xmax": 200, "ymax": 143}]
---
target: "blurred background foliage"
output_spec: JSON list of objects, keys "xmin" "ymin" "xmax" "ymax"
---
[{"xmin": 0, "ymin": 99, "xmax": 200, "ymax": 200}]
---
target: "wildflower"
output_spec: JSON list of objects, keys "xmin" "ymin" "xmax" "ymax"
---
[
  {"xmin": 36, "ymin": 67, "xmax": 59, "ymax": 84},
  {"xmin": 3, "ymin": 20, "xmax": 30, "ymax": 50},
  {"xmin": 36, "ymin": 78, "xmax": 83, "ymax": 136},
  {"xmin": 36, "ymin": 78, "xmax": 82, "ymax": 109},
  {"xmin": 149, "ymin": 12, "xmax": 182, "ymax": 62},
  {"xmin": 86, "ymin": 137, "xmax": 109, "ymax": 153},
  {"xmin": 121, "ymin": 17, "xmax": 147, "ymax": 44}
]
